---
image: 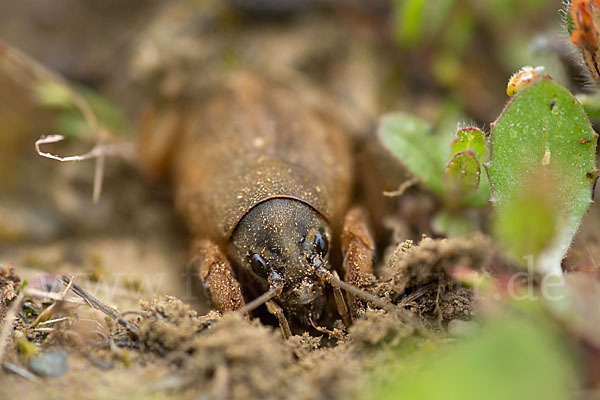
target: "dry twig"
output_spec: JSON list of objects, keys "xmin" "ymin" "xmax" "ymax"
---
[{"xmin": 60, "ymin": 276, "xmax": 139, "ymax": 337}]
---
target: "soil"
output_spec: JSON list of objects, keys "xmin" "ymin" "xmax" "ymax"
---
[{"xmin": 0, "ymin": 229, "xmax": 488, "ymax": 399}]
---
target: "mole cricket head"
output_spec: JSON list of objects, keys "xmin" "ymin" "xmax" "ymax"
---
[{"xmin": 230, "ymin": 198, "xmax": 331, "ymax": 324}]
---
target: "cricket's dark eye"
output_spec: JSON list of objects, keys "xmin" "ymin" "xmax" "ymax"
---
[
  {"xmin": 250, "ymin": 253, "xmax": 268, "ymax": 278},
  {"xmin": 314, "ymin": 232, "xmax": 328, "ymax": 256}
]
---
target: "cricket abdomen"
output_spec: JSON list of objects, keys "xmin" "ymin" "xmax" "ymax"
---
[{"xmin": 172, "ymin": 73, "xmax": 354, "ymax": 243}]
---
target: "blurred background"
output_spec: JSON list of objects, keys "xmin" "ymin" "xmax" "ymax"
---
[{"xmin": 3, "ymin": 1, "xmax": 600, "ymax": 399}]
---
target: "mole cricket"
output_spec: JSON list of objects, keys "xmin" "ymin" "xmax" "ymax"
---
[{"xmin": 138, "ymin": 73, "xmax": 395, "ymax": 338}]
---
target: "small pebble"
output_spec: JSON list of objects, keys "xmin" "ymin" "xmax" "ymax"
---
[
  {"xmin": 88, "ymin": 355, "xmax": 113, "ymax": 370},
  {"xmin": 28, "ymin": 350, "xmax": 69, "ymax": 378},
  {"xmin": 448, "ymin": 319, "xmax": 478, "ymax": 337}
]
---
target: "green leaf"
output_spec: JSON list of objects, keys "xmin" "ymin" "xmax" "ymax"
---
[
  {"xmin": 486, "ymin": 77, "xmax": 598, "ymax": 274},
  {"xmin": 370, "ymin": 313, "xmax": 578, "ymax": 400},
  {"xmin": 444, "ymin": 150, "xmax": 480, "ymax": 195},
  {"xmin": 34, "ymin": 81, "xmax": 130, "ymax": 138},
  {"xmin": 463, "ymin": 171, "xmax": 491, "ymax": 207},
  {"xmin": 78, "ymin": 85, "xmax": 130, "ymax": 137},
  {"xmin": 34, "ymin": 81, "xmax": 77, "ymax": 109},
  {"xmin": 448, "ymin": 127, "xmax": 491, "ymax": 207},
  {"xmin": 393, "ymin": 0, "xmax": 427, "ymax": 48},
  {"xmin": 451, "ymin": 127, "xmax": 487, "ymax": 161},
  {"xmin": 378, "ymin": 113, "xmax": 446, "ymax": 196},
  {"xmin": 492, "ymin": 186, "xmax": 557, "ymax": 260},
  {"xmin": 432, "ymin": 209, "xmax": 476, "ymax": 237}
]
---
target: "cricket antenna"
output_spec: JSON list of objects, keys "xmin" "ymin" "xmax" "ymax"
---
[
  {"xmin": 315, "ymin": 265, "xmax": 397, "ymax": 313},
  {"xmin": 236, "ymin": 271, "xmax": 284, "ymax": 315}
]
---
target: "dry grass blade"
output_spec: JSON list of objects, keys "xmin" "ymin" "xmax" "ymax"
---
[
  {"xmin": 60, "ymin": 276, "xmax": 139, "ymax": 337},
  {"xmin": 31, "ymin": 275, "xmax": 76, "ymax": 327},
  {"xmin": 37, "ymin": 316, "xmax": 71, "ymax": 326},
  {"xmin": 2, "ymin": 362, "xmax": 41, "ymax": 382}
]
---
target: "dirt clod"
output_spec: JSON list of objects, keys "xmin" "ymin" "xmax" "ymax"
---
[
  {"xmin": 183, "ymin": 313, "xmax": 293, "ymax": 400},
  {"xmin": 138, "ymin": 295, "xmax": 220, "ymax": 353},
  {"xmin": 378, "ymin": 234, "xmax": 493, "ymax": 323},
  {"xmin": 382, "ymin": 234, "xmax": 492, "ymax": 293}
]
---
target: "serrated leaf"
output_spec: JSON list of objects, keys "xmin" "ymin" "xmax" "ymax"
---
[
  {"xmin": 486, "ymin": 77, "xmax": 598, "ymax": 274},
  {"xmin": 444, "ymin": 150, "xmax": 480, "ymax": 195},
  {"xmin": 451, "ymin": 127, "xmax": 487, "ymax": 161},
  {"xmin": 450, "ymin": 127, "xmax": 490, "ymax": 207}
]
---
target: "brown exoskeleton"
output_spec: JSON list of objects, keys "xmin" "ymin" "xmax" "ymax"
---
[{"xmin": 138, "ymin": 73, "xmax": 393, "ymax": 338}]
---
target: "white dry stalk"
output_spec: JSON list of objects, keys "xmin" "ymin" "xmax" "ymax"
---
[
  {"xmin": 383, "ymin": 177, "xmax": 420, "ymax": 197},
  {"xmin": 35, "ymin": 134, "xmax": 132, "ymax": 162},
  {"xmin": 35, "ymin": 134, "xmax": 106, "ymax": 162},
  {"xmin": 35, "ymin": 133, "xmax": 136, "ymax": 202}
]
